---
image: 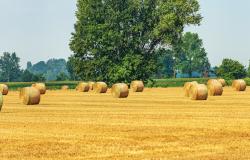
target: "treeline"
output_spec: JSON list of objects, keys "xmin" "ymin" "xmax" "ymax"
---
[{"xmin": 0, "ymin": 52, "xmax": 70, "ymax": 82}]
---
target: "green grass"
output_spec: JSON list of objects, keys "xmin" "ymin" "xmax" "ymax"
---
[
  {"xmin": 5, "ymin": 81, "xmax": 79, "ymax": 91},
  {"xmin": 2, "ymin": 78, "xmax": 250, "ymax": 90}
]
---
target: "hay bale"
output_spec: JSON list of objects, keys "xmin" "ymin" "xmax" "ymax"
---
[
  {"xmin": 0, "ymin": 84, "xmax": 8, "ymax": 95},
  {"xmin": 88, "ymin": 82, "xmax": 95, "ymax": 90},
  {"xmin": 130, "ymin": 80, "xmax": 144, "ymax": 92},
  {"xmin": 61, "ymin": 85, "xmax": 69, "ymax": 90},
  {"xmin": 32, "ymin": 83, "xmax": 46, "ymax": 94},
  {"xmin": 217, "ymin": 79, "xmax": 226, "ymax": 87},
  {"xmin": 189, "ymin": 84, "xmax": 208, "ymax": 100},
  {"xmin": 111, "ymin": 83, "xmax": 129, "ymax": 98},
  {"xmin": 0, "ymin": 93, "xmax": 3, "ymax": 111},
  {"xmin": 93, "ymin": 82, "xmax": 108, "ymax": 93},
  {"xmin": 232, "ymin": 79, "xmax": 246, "ymax": 91},
  {"xmin": 207, "ymin": 79, "xmax": 218, "ymax": 85},
  {"xmin": 76, "ymin": 82, "xmax": 90, "ymax": 92},
  {"xmin": 183, "ymin": 81, "xmax": 198, "ymax": 97},
  {"xmin": 207, "ymin": 80, "xmax": 223, "ymax": 96},
  {"xmin": 20, "ymin": 87, "xmax": 40, "ymax": 105}
]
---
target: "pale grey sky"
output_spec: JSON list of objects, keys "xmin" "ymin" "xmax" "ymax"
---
[{"xmin": 0, "ymin": 0, "xmax": 249, "ymax": 68}]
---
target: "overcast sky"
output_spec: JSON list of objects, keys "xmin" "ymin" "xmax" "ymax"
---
[{"xmin": 0, "ymin": 0, "xmax": 249, "ymax": 68}]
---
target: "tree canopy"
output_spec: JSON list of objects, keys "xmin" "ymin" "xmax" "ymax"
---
[
  {"xmin": 27, "ymin": 59, "xmax": 69, "ymax": 81},
  {"xmin": 69, "ymin": 0, "xmax": 202, "ymax": 83},
  {"xmin": 176, "ymin": 32, "xmax": 210, "ymax": 77},
  {"xmin": 216, "ymin": 58, "xmax": 247, "ymax": 79},
  {"xmin": 0, "ymin": 52, "xmax": 22, "ymax": 82}
]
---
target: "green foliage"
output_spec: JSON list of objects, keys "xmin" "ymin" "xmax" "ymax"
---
[
  {"xmin": 69, "ymin": 0, "xmax": 202, "ymax": 84},
  {"xmin": 28, "ymin": 59, "xmax": 69, "ymax": 81},
  {"xmin": 216, "ymin": 58, "xmax": 247, "ymax": 79},
  {"xmin": 155, "ymin": 49, "xmax": 175, "ymax": 78},
  {"xmin": 5, "ymin": 81, "xmax": 79, "ymax": 91},
  {"xmin": 176, "ymin": 32, "xmax": 210, "ymax": 77},
  {"xmin": 0, "ymin": 52, "xmax": 22, "ymax": 82},
  {"xmin": 21, "ymin": 70, "xmax": 46, "ymax": 82},
  {"xmin": 56, "ymin": 72, "xmax": 69, "ymax": 81},
  {"xmin": 66, "ymin": 56, "xmax": 79, "ymax": 81}
]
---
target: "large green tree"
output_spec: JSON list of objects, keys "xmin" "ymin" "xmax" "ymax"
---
[
  {"xmin": 69, "ymin": 0, "xmax": 202, "ymax": 83},
  {"xmin": 0, "ymin": 52, "xmax": 22, "ymax": 82},
  {"xmin": 176, "ymin": 32, "xmax": 210, "ymax": 77},
  {"xmin": 216, "ymin": 59, "xmax": 247, "ymax": 79}
]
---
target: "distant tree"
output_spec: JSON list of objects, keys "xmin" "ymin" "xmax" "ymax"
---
[
  {"xmin": 247, "ymin": 60, "xmax": 250, "ymax": 77},
  {"xmin": 28, "ymin": 61, "xmax": 47, "ymax": 74},
  {"xmin": 176, "ymin": 32, "xmax": 210, "ymax": 77},
  {"xmin": 56, "ymin": 72, "xmax": 69, "ymax": 81},
  {"xmin": 155, "ymin": 49, "xmax": 175, "ymax": 78},
  {"xmin": 28, "ymin": 59, "xmax": 69, "ymax": 81},
  {"xmin": 0, "ymin": 52, "xmax": 22, "ymax": 82},
  {"xmin": 32, "ymin": 74, "xmax": 46, "ymax": 82},
  {"xmin": 46, "ymin": 59, "xmax": 68, "ymax": 80},
  {"xmin": 69, "ymin": 0, "xmax": 202, "ymax": 83},
  {"xmin": 26, "ymin": 61, "xmax": 32, "ymax": 70},
  {"xmin": 21, "ymin": 70, "xmax": 34, "ymax": 82},
  {"xmin": 216, "ymin": 58, "xmax": 247, "ymax": 79}
]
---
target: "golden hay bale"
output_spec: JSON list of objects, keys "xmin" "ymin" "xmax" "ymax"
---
[
  {"xmin": 0, "ymin": 84, "xmax": 8, "ymax": 95},
  {"xmin": 183, "ymin": 81, "xmax": 198, "ymax": 97},
  {"xmin": 207, "ymin": 80, "xmax": 223, "ymax": 96},
  {"xmin": 111, "ymin": 83, "xmax": 129, "ymax": 98},
  {"xmin": 61, "ymin": 85, "xmax": 69, "ymax": 90},
  {"xmin": 76, "ymin": 82, "xmax": 90, "ymax": 92},
  {"xmin": 93, "ymin": 82, "xmax": 108, "ymax": 93},
  {"xmin": 0, "ymin": 93, "xmax": 3, "ymax": 111},
  {"xmin": 88, "ymin": 82, "xmax": 95, "ymax": 90},
  {"xmin": 207, "ymin": 79, "xmax": 219, "ymax": 85},
  {"xmin": 232, "ymin": 79, "xmax": 246, "ymax": 91},
  {"xmin": 189, "ymin": 84, "xmax": 208, "ymax": 100},
  {"xmin": 217, "ymin": 79, "xmax": 226, "ymax": 87},
  {"xmin": 130, "ymin": 80, "xmax": 144, "ymax": 92},
  {"xmin": 20, "ymin": 87, "xmax": 40, "ymax": 105},
  {"xmin": 32, "ymin": 83, "xmax": 46, "ymax": 94}
]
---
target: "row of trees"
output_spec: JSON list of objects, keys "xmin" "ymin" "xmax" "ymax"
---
[
  {"xmin": 0, "ymin": 52, "xmax": 69, "ymax": 82},
  {"xmin": 0, "ymin": 51, "xmax": 249, "ymax": 82}
]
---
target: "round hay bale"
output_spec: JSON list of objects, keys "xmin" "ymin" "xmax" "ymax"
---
[
  {"xmin": 232, "ymin": 79, "xmax": 246, "ymax": 91},
  {"xmin": 20, "ymin": 87, "xmax": 40, "ymax": 105},
  {"xmin": 111, "ymin": 83, "xmax": 129, "ymax": 98},
  {"xmin": 130, "ymin": 80, "xmax": 144, "ymax": 92},
  {"xmin": 88, "ymin": 82, "xmax": 95, "ymax": 90},
  {"xmin": 32, "ymin": 83, "xmax": 46, "ymax": 94},
  {"xmin": 183, "ymin": 81, "xmax": 198, "ymax": 97},
  {"xmin": 61, "ymin": 85, "xmax": 69, "ymax": 90},
  {"xmin": 0, "ymin": 84, "xmax": 8, "ymax": 95},
  {"xmin": 189, "ymin": 84, "xmax": 208, "ymax": 100},
  {"xmin": 207, "ymin": 79, "xmax": 218, "ymax": 85},
  {"xmin": 93, "ymin": 82, "xmax": 108, "ymax": 93},
  {"xmin": 207, "ymin": 80, "xmax": 223, "ymax": 96},
  {"xmin": 217, "ymin": 79, "xmax": 226, "ymax": 87},
  {"xmin": 76, "ymin": 82, "xmax": 90, "ymax": 92},
  {"xmin": 0, "ymin": 93, "xmax": 3, "ymax": 111}
]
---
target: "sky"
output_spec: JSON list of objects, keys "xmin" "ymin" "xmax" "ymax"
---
[{"xmin": 0, "ymin": 0, "xmax": 249, "ymax": 68}]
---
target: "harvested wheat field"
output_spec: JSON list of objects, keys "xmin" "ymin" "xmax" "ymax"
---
[{"xmin": 1, "ymin": 87, "xmax": 250, "ymax": 159}]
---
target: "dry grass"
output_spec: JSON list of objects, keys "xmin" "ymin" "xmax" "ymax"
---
[{"xmin": 0, "ymin": 87, "xmax": 250, "ymax": 159}]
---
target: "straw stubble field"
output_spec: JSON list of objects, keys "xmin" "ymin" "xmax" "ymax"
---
[{"xmin": 1, "ymin": 87, "xmax": 250, "ymax": 159}]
